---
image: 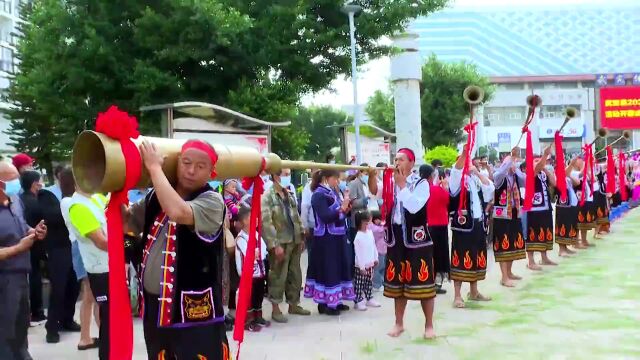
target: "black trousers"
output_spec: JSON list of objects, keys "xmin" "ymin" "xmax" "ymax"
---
[
  {"xmin": 143, "ymin": 291, "xmax": 230, "ymax": 360},
  {"xmin": 88, "ymin": 272, "xmax": 109, "ymax": 360},
  {"xmin": 250, "ymin": 277, "xmax": 265, "ymax": 313},
  {"xmin": 29, "ymin": 252, "xmax": 45, "ymax": 318},
  {"xmin": 228, "ymin": 268, "xmax": 239, "ymax": 310},
  {"xmin": 45, "ymin": 247, "xmax": 80, "ymax": 334},
  {"xmin": 0, "ymin": 273, "xmax": 32, "ymax": 360}
]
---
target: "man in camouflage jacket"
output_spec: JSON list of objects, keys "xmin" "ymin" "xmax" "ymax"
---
[{"xmin": 261, "ymin": 169, "xmax": 311, "ymax": 323}]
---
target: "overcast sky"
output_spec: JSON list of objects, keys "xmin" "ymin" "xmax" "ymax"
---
[{"xmin": 302, "ymin": 0, "xmax": 637, "ymax": 109}]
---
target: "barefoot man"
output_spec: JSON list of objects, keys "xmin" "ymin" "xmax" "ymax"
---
[
  {"xmin": 572, "ymin": 157, "xmax": 596, "ymax": 247},
  {"xmin": 491, "ymin": 147, "xmax": 526, "ymax": 287},
  {"xmin": 382, "ymin": 148, "xmax": 436, "ymax": 339},
  {"xmin": 449, "ymin": 147, "xmax": 495, "ymax": 308},
  {"xmin": 523, "ymin": 145, "xmax": 557, "ymax": 270}
]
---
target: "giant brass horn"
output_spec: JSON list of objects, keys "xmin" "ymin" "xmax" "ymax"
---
[
  {"xmin": 462, "ymin": 86, "xmax": 484, "ymax": 105},
  {"xmin": 72, "ymin": 130, "xmax": 376, "ymax": 194}
]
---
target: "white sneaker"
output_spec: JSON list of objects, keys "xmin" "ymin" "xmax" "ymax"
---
[
  {"xmin": 366, "ymin": 299, "xmax": 381, "ymax": 308},
  {"xmin": 355, "ymin": 301, "xmax": 367, "ymax": 311}
]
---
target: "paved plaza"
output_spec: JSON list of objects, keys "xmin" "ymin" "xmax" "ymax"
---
[{"xmin": 29, "ymin": 209, "xmax": 640, "ymax": 360}]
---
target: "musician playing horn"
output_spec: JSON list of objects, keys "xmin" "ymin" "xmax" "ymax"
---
[
  {"xmin": 382, "ymin": 148, "xmax": 437, "ymax": 340},
  {"xmin": 449, "ymin": 145, "xmax": 494, "ymax": 308}
]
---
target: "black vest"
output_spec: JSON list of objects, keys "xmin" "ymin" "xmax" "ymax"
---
[
  {"xmin": 387, "ymin": 179, "xmax": 431, "ymax": 248},
  {"xmin": 140, "ymin": 184, "xmax": 225, "ymax": 327},
  {"xmin": 449, "ymin": 180, "xmax": 484, "ymax": 232}
]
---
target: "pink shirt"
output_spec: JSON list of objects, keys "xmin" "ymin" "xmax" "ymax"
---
[{"xmin": 368, "ymin": 223, "xmax": 387, "ymax": 255}]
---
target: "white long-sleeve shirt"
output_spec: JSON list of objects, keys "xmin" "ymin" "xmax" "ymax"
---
[
  {"xmin": 235, "ymin": 230, "xmax": 268, "ymax": 278},
  {"xmin": 393, "ymin": 173, "xmax": 430, "ymax": 225},
  {"xmin": 300, "ymin": 181, "xmax": 315, "ymax": 229},
  {"xmin": 449, "ymin": 167, "xmax": 495, "ymax": 219},
  {"xmin": 354, "ymin": 230, "xmax": 379, "ymax": 270}
]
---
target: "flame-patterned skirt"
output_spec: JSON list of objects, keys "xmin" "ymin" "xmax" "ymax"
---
[
  {"xmin": 525, "ymin": 209, "xmax": 554, "ymax": 252},
  {"xmin": 450, "ymin": 220, "xmax": 487, "ymax": 283},
  {"xmin": 383, "ymin": 225, "xmax": 436, "ymax": 300},
  {"xmin": 593, "ymin": 191, "xmax": 610, "ymax": 225},
  {"xmin": 555, "ymin": 205, "xmax": 578, "ymax": 246},
  {"xmin": 492, "ymin": 217, "xmax": 526, "ymax": 262},
  {"xmin": 577, "ymin": 201, "xmax": 596, "ymax": 230}
]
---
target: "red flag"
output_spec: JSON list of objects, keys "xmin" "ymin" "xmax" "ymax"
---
[
  {"xmin": 95, "ymin": 106, "xmax": 141, "ymax": 360},
  {"xmin": 554, "ymin": 131, "xmax": 567, "ymax": 202},
  {"xmin": 234, "ymin": 160, "xmax": 266, "ymax": 359},
  {"xmin": 606, "ymin": 146, "xmax": 616, "ymax": 194}
]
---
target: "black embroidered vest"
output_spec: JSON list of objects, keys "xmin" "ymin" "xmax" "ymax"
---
[{"xmin": 139, "ymin": 184, "xmax": 225, "ymax": 328}]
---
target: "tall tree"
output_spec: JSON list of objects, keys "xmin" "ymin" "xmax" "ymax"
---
[
  {"xmin": 365, "ymin": 55, "xmax": 495, "ymax": 148},
  {"xmin": 294, "ymin": 106, "xmax": 347, "ymax": 162},
  {"xmin": 4, "ymin": 0, "xmax": 449, "ymax": 169}
]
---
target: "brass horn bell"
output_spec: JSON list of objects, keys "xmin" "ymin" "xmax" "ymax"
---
[{"xmin": 463, "ymin": 86, "xmax": 484, "ymax": 105}]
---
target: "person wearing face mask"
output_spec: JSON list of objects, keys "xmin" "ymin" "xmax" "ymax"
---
[
  {"xmin": 0, "ymin": 161, "xmax": 47, "ymax": 360},
  {"xmin": 264, "ymin": 169, "xmax": 297, "ymax": 205},
  {"xmin": 261, "ymin": 168, "xmax": 310, "ymax": 323},
  {"xmin": 347, "ymin": 164, "xmax": 371, "ymax": 239},
  {"xmin": 304, "ymin": 169, "xmax": 354, "ymax": 316},
  {"xmin": 19, "ymin": 170, "xmax": 48, "ymax": 325}
]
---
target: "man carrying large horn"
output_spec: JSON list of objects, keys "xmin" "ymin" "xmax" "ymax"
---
[{"xmin": 125, "ymin": 139, "xmax": 230, "ymax": 359}]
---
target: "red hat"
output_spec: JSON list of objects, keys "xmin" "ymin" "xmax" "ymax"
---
[{"xmin": 12, "ymin": 153, "xmax": 34, "ymax": 169}]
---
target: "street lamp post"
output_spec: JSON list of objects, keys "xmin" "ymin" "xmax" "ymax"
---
[{"xmin": 343, "ymin": 3, "xmax": 362, "ymax": 164}]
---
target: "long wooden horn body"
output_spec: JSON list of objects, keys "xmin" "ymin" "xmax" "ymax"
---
[{"xmin": 72, "ymin": 130, "xmax": 375, "ymax": 193}]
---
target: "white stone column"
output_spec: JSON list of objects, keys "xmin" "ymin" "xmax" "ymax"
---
[{"xmin": 390, "ymin": 33, "xmax": 424, "ymax": 165}]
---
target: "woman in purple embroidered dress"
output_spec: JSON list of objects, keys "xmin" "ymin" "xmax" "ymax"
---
[{"xmin": 304, "ymin": 169, "xmax": 355, "ymax": 315}]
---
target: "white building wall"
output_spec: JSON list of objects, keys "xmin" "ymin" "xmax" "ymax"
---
[
  {"xmin": 0, "ymin": 0, "xmax": 21, "ymax": 155},
  {"xmin": 479, "ymin": 86, "xmax": 595, "ymax": 156}
]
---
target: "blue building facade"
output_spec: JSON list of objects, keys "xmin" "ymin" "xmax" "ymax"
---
[{"xmin": 410, "ymin": 4, "xmax": 640, "ymax": 77}]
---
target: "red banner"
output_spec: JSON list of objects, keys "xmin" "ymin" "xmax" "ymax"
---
[{"xmin": 600, "ymin": 86, "xmax": 640, "ymax": 129}]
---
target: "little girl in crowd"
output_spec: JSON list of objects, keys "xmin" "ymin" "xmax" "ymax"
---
[
  {"xmin": 235, "ymin": 206, "xmax": 270, "ymax": 331},
  {"xmin": 353, "ymin": 210, "xmax": 381, "ymax": 310},
  {"xmin": 368, "ymin": 210, "xmax": 387, "ymax": 291}
]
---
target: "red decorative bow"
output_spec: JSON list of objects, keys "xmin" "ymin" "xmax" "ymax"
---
[
  {"xmin": 234, "ymin": 158, "xmax": 266, "ymax": 359},
  {"xmin": 95, "ymin": 105, "xmax": 141, "ymax": 360},
  {"xmin": 554, "ymin": 131, "xmax": 567, "ymax": 202},
  {"xmin": 606, "ymin": 146, "xmax": 616, "ymax": 194},
  {"xmin": 619, "ymin": 153, "xmax": 628, "ymax": 201},
  {"xmin": 458, "ymin": 120, "xmax": 478, "ymax": 216}
]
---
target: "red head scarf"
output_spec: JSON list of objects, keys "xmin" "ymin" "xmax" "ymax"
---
[
  {"xmin": 181, "ymin": 139, "xmax": 219, "ymax": 178},
  {"xmin": 397, "ymin": 148, "xmax": 416, "ymax": 163}
]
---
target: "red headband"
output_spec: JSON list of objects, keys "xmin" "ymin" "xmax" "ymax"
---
[
  {"xmin": 181, "ymin": 140, "xmax": 219, "ymax": 178},
  {"xmin": 397, "ymin": 148, "xmax": 415, "ymax": 163}
]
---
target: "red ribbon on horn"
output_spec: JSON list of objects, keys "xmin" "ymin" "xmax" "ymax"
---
[
  {"xmin": 619, "ymin": 153, "xmax": 628, "ymax": 201},
  {"xmin": 606, "ymin": 146, "xmax": 616, "ymax": 194},
  {"xmin": 234, "ymin": 158, "xmax": 266, "ymax": 359},
  {"xmin": 554, "ymin": 131, "xmax": 567, "ymax": 202},
  {"xmin": 95, "ymin": 106, "xmax": 141, "ymax": 360},
  {"xmin": 458, "ymin": 120, "xmax": 477, "ymax": 216},
  {"xmin": 580, "ymin": 144, "xmax": 595, "ymax": 206}
]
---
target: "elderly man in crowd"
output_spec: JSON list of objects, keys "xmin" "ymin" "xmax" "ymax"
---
[{"xmin": 0, "ymin": 161, "xmax": 47, "ymax": 360}]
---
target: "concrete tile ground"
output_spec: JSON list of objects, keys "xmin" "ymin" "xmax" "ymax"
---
[{"xmin": 28, "ymin": 209, "xmax": 640, "ymax": 359}]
